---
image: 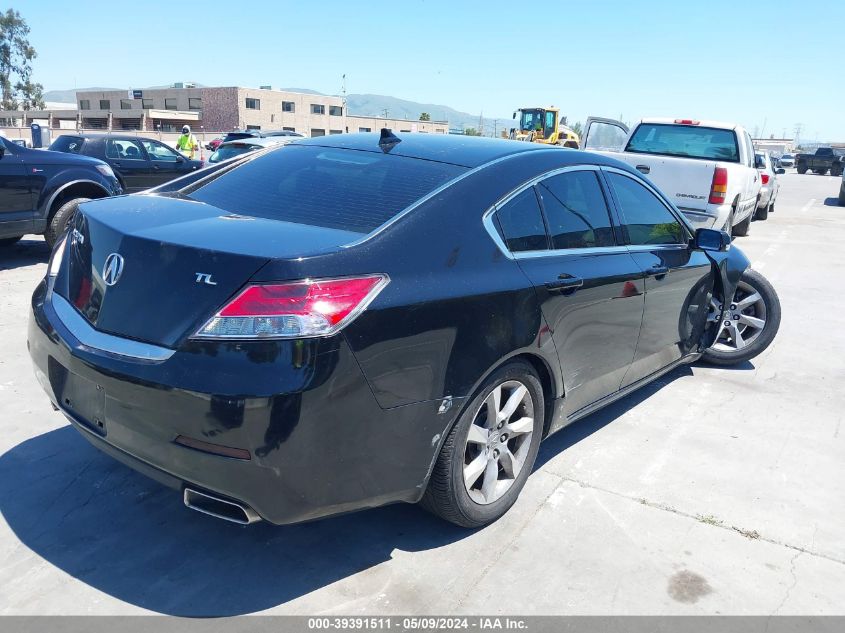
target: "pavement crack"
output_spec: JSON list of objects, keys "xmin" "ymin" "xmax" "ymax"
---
[
  {"xmin": 558, "ymin": 476, "xmax": 845, "ymax": 566},
  {"xmin": 771, "ymin": 550, "xmax": 802, "ymax": 615}
]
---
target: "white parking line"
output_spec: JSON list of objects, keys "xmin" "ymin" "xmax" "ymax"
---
[{"xmin": 800, "ymin": 198, "xmax": 816, "ymax": 213}]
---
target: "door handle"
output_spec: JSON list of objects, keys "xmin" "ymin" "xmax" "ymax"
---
[
  {"xmin": 646, "ymin": 264, "xmax": 670, "ymax": 278},
  {"xmin": 545, "ymin": 274, "xmax": 583, "ymax": 293},
  {"xmin": 635, "ymin": 164, "xmax": 650, "ymax": 174}
]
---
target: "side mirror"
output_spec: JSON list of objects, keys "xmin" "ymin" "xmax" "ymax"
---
[
  {"xmin": 175, "ymin": 154, "xmax": 184, "ymax": 162},
  {"xmin": 512, "ymin": 112, "xmax": 517, "ymax": 119},
  {"xmin": 694, "ymin": 228, "xmax": 731, "ymax": 252}
]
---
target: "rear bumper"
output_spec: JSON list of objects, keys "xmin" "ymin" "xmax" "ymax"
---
[
  {"xmin": 28, "ymin": 280, "xmax": 458, "ymax": 525},
  {"xmin": 676, "ymin": 204, "xmax": 729, "ymax": 230}
]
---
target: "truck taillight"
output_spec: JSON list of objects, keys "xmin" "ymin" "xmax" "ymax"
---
[
  {"xmin": 761, "ymin": 173, "xmax": 770, "ymax": 185},
  {"xmin": 674, "ymin": 119, "xmax": 700, "ymax": 125},
  {"xmin": 193, "ymin": 275, "xmax": 389, "ymax": 339},
  {"xmin": 709, "ymin": 167, "xmax": 728, "ymax": 205}
]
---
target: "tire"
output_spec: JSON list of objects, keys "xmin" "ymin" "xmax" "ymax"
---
[
  {"xmin": 421, "ymin": 361, "xmax": 544, "ymax": 528},
  {"xmin": 839, "ymin": 185, "xmax": 845, "ymax": 207},
  {"xmin": 797, "ymin": 164, "xmax": 807, "ymax": 174},
  {"xmin": 732, "ymin": 213, "xmax": 751, "ymax": 237},
  {"xmin": 755, "ymin": 203, "xmax": 769, "ymax": 221},
  {"xmin": 44, "ymin": 197, "xmax": 90, "ymax": 248},
  {"xmin": 831, "ymin": 165, "xmax": 843, "ymax": 177},
  {"xmin": 0, "ymin": 236, "xmax": 22, "ymax": 247},
  {"xmin": 722, "ymin": 207, "xmax": 735, "ymax": 232},
  {"xmin": 702, "ymin": 269, "xmax": 781, "ymax": 367}
]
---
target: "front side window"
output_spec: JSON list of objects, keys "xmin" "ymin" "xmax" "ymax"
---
[
  {"xmin": 537, "ymin": 170, "xmax": 615, "ymax": 249},
  {"xmin": 606, "ymin": 172, "xmax": 684, "ymax": 245},
  {"xmin": 141, "ymin": 139, "xmax": 179, "ymax": 162},
  {"xmin": 626, "ymin": 124, "xmax": 739, "ymax": 162},
  {"xmin": 494, "ymin": 188, "xmax": 548, "ymax": 252}
]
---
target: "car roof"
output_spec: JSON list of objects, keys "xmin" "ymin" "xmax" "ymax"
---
[
  {"xmin": 58, "ymin": 133, "xmax": 155, "ymax": 141},
  {"xmin": 637, "ymin": 117, "xmax": 739, "ymax": 131},
  {"xmin": 219, "ymin": 137, "xmax": 291, "ymax": 148},
  {"xmin": 288, "ymin": 132, "xmax": 556, "ymax": 168}
]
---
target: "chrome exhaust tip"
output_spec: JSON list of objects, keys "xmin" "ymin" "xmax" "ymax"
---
[{"xmin": 183, "ymin": 488, "xmax": 261, "ymax": 525}]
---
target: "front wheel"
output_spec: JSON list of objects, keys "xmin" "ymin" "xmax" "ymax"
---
[
  {"xmin": 702, "ymin": 269, "xmax": 781, "ymax": 366},
  {"xmin": 797, "ymin": 164, "xmax": 807, "ymax": 174},
  {"xmin": 421, "ymin": 362, "xmax": 544, "ymax": 528},
  {"xmin": 44, "ymin": 198, "xmax": 90, "ymax": 248},
  {"xmin": 831, "ymin": 165, "xmax": 843, "ymax": 177}
]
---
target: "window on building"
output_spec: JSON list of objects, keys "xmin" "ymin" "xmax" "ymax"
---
[
  {"xmin": 246, "ymin": 98, "xmax": 260, "ymax": 110},
  {"xmin": 282, "ymin": 101, "xmax": 295, "ymax": 113},
  {"xmin": 311, "ymin": 128, "xmax": 326, "ymax": 137},
  {"xmin": 283, "ymin": 127, "xmax": 296, "ymax": 132},
  {"xmin": 246, "ymin": 125, "xmax": 261, "ymax": 130},
  {"xmin": 400, "ymin": 129, "xmax": 411, "ymax": 133},
  {"xmin": 494, "ymin": 188, "xmax": 548, "ymax": 252},
  {"xmin": 329, "ymin": 129, "xmax": 343, "ymax": 135},
  {"xmin": 142, "ymin": 99, "xmax": 153, "ymax": 109},
  {"xmin": 605, "ymin": 172, "xmax": 685, "ymax": 245},
  {"xmin": 329, "ymin": 105, "xmax": 343, "ymax": 116},
  {"xmin": 358, "ymin": 127, "xmax": 372, "ymax": 133},
  {"xmin": 79, "ymin": 100, "xmax": 90, "ymax": 110},
  {"xmin": 165, "ymin": 98, "xmax": 177, "ymax": 110},
  {"xmin": 311, "ymin": 104, "xmax": 325, "ymax": 115},
  {"xmin": 120, "ymin": 99, "xmax": 134, "ymax": 110},
  {"xmin": 536, "ymin": 171, "xmax": 616, "ymax": 250},
  {"xmin": 99, "ymin": 100, "xmax": 110, "ymax": 110},
  {"xmin": 188, "ymin": 98, "xmax": 202, "ymax": 110}
]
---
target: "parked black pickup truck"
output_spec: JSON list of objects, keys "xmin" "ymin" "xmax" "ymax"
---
[
  {"xmin": 796, "ymin": 147, "xmax": 845, "ymax": 176},
  {"xmin": 0, "ymin": 137, "xmax": 123, "ymax": 249}
]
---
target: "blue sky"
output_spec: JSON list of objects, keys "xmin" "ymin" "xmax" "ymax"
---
[{"xmin": 16, "ymin": 0, "xmax": 845, "ymax": 141}]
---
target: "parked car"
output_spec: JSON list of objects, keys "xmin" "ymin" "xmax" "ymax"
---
[
  {"xmin": 206, "ymin": 137, "xmax": 293, "ymax": 165},
  {"xmin": 49, "ymin": 134, "xmax": 204, "ymax": 193},
  {"xmin": 778, "ymin": 153, "xmax": 795, "ymax": 168},
  {"xmin": 0, "ymin": 136, "xmax": 122, "ymax": 248},
  {"xmin": 222, "ymin": 129, "xmax": 304, "ymax": 143},
  {"xmin": 795, "ymin": 147, "xmax": 845, "ymax": 176},
  {"xmin": 581, "ymin": 117, "xmax": 762, "ymax": 237},
  {"xmin": 754, "ymin": 151, "xmax": 783, "ymax": 220},
  {"xmin": 28, "ymin": 133, "xmax": 781, "ymax": 528},
  {"xmin": 204, "ymin": 136, "xmax": 225, "ymax": 152}
]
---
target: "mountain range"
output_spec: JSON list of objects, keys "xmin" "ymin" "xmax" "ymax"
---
[{"xmin": 42, "ymin": 86, "xmax": 514, "ymax": 135}]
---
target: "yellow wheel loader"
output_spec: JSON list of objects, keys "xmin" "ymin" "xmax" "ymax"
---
[{"xmin": 509, "ymin": 107, "xmax": 580, "ymax": 148}]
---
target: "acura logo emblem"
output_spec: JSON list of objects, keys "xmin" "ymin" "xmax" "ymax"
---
[{"xmin": 102, "ymin": 253, "xmax": 125, "ymax": 286}]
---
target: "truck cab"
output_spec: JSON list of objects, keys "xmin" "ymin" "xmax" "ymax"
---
[{"xmin": 581, "ymin": 117, "xmax": 761, "ymax": 236}]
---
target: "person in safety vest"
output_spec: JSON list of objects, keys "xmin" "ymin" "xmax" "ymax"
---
[{"xmin": 175, "ymin": 125, "xmax": 199, "ymax": 159}]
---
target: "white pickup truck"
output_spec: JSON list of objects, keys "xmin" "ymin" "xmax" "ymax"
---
[{"xmin": 581, "ymin": 117, "xmax": 761, "ymax": 236}]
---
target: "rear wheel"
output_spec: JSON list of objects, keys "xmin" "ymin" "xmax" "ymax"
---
[
  {"xmin": 839, "ymin": 184, "xmax": 845, "ymax": 206},
  {"xmin": 44, "ymin": 197, "xmax": 90, "ymax": 248},
  {"xmin": 421, "ymin": 362, "xmax": 544, "ymax": 528},
  {"xmin": 831, "ymin": 165, "xmax": 843, "ymax": 177},
  {"xmin": 732, "ymin": 213, "xmax": 751, "ymax": 237},
  {"xmin": 0, "ymin": 236, "xmax": 22, "ymax": 247},
  {"xmin": 702, "ymin": 269, "xmax": 781, "ymax": 366},
  {"xmin": 797, "ymin": 164, "xmax": 807, "ymax": 174},
  {"xmin": 755, "ymin": 203, "xmax": 769, "ymax": 221}
]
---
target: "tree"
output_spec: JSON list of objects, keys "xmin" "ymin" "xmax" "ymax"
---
[
  {"xmin": 419, "ymin": 112, "xmax": 431, "ymax": 121},
  {"xmin": 464, "ymin": 127, "xmax": 480, "ymax": 136},
  {"xmin": 0, "ymin": 9, "xmax": 44, "ymax": 110},
  {"xmin": 570, "ymin": 121, "xmax": 583, "ymax": 137}
]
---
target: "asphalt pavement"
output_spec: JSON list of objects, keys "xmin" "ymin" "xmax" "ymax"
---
[{"xmin": 1, "ymin": 172, "xmax": 843, "ymax": 615}]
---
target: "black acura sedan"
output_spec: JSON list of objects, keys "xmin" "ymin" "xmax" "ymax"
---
[{"xmin": 28, "ymin": 132, "xmax": 780, "ymax": 528}]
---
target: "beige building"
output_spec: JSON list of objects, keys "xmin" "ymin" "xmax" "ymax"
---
[{"xmin": 0, "ymin": 84, "xmax": 449, "ymax": 143}]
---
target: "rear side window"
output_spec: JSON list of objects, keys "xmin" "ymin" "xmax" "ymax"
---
[
  {"xmin": 606, "ymin": 172, "xmax": 685, "ymax": 246},
  {"xmin": 494, "ymin": 188, "xmax": 548, "ymax": 252},
  {"xmin": 537, "ymin": 170, "xmax": 615, "ymax": 249},
  {"xmin": 49, "ymin": 136, "xmax": 85, "ymax": 154},
  {"xmin": 625, "ymin": 124, "xmax": 739, "ymax": 162},
  {"xmin": 187, "ymin": 145, "xmax": 467, "ymax": 234},
  {"xmin": 209, "ymin": 143, "xmax": 260, "ymax": 163}
]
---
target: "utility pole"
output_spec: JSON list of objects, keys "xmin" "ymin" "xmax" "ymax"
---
[
  {"xmin": 794, "ymin": 123, "xmax": 803, "ymax": 144},
  {"xmin": 478, "ymin": 111, "xmax": 484, "ymax": 137}
]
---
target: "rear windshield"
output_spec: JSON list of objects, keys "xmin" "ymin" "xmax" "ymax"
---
[
  {"xmin": 49, "ymin": 136, "xmax": 86, "ymax": 154},
  {"xmin": 625, "ymin": 124, "xmax": 739, "ymax": 162},
  {"xmin": 208, "ymin": 143, "xmax": 260, "ymax": 163},
  {"xmin": 187, "ymin": 145, "xmax": 467, "ymax": 233}
]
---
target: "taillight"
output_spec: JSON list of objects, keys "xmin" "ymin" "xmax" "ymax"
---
[
  {"xmin": 761, "ymin": 173, "xmax": 770, "ymax": 185},
  {"xmin": 194, "ymin": 275, "xmax": 389, "ymax": 339},
  {"xmin": 709, "ymin": 167, "xmax": 728, "ymax": 204}
]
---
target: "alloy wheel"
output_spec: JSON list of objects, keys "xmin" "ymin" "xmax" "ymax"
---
[
  {"xmin": 463, "ymin": 380, "xmax": 535, "ymax": 505},
  {"xmin": 708, "ymin": 280, "xmax": 768, "ymax": 352}
]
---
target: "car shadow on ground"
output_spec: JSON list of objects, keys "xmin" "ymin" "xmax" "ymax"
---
[
  {"xmin": 0, "ymin": 362, "xmax": 717, "ymax": 616},
  {"xmin": 0, "ymin": 236, "xmax": 50, "ymax": 270},
  {"xmin": 823, "ymin": 197, "xmax": 842, "ymax": 207}
]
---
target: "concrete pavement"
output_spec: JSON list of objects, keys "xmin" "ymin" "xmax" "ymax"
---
[{"xmin": 1, "ymin": 172, "xmax": 843, "ymax": 615}]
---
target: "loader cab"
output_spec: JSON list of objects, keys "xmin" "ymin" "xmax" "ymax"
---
[{"xmin": 517, "ymin": 108, "xmax": 556, "ymax": 141}]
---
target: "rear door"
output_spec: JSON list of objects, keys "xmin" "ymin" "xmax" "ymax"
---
[
  {"xmin": 493, "ymin": 167, "xmax": 645, "ymax": 416},
  {"xmin": 104, "ymin": 138, "xmax": 151, "ymax": 192},
  {"xmin": 601, "ymin": 168, "xmax": 714, "ymax": 386},
  {"xmin": 140, "ymin": 139, "xmax": 184, "ymax": 186}
]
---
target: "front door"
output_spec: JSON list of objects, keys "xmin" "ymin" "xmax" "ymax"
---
[
  {"xmin": 104, "ymin": 138, "xmax": 151, "ymax": 193},
  {"xmin": 493, "ymin": 167, "xmax": 645, "ymax": 418},
  {"xmin": 0, "ymin": 139, "xmax": 34, "ymax": 236},
  {"xmin": 582, "ymin": 117, "xmax": 629, "ymax": 152},
  {"xmin": 601, "ymin": 168, "xmax": 714, "ymax": 386},
  {"xmin": 140, "ymin": 139, "xmax": 184, "ymax": 187}
]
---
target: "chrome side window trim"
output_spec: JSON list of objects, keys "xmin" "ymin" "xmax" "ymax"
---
[
  {"xmin": 514, "ymin": 245, "xmax": 631, "ymax": 259},
  {"xmin": 51, "ymin": 293, "xmax": 175, "ymax": 362}
]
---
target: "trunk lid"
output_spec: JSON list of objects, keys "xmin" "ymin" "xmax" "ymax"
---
[{"xmin": 57, "ymin": 194, "xmax": 363, "ymax": 347}]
